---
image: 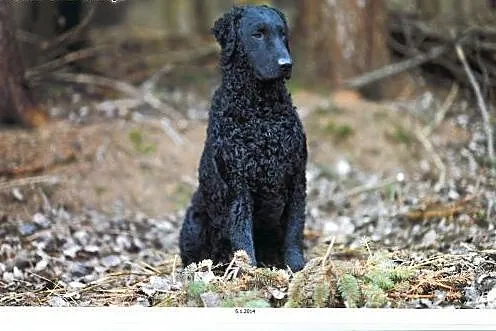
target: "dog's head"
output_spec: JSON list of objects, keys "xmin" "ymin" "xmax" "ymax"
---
[{"xmin": 212, "ymin": 5, "xmax": 292, "ymax": 81}]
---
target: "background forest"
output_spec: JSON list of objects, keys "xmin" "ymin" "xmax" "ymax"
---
[{"xmin": 1, "ymin": 0, "xmax": 496, "ymax": 308}]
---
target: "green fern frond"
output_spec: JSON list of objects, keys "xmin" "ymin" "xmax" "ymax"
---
[
  {"xmin": 221, "ymin": 290, "xmax": 270, "ymax": 308},
  {"xmin": 285, "ymin": 269, "xmax": 308, "ymax": 308},
  {"xmin": 363, "ymin": 284, "xmax": 388, "ymax": 308},
  {"xmin": 365, "ymin": 270, "xmax": 394, "ymax": 291},
  {"xmin": 312, "ymin": 282, "xmax": 330, "ymax": 308},
  {"xmin": 388, "ymin": 266, "xmax": 415, "ymax": 281},
  {"xmin": 338, "ymin": 274, "xmax": 361, "ymax": 308}
]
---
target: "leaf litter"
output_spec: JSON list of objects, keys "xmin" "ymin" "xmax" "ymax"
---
[{"xmin": 1, "ymin": 66, "xmax": 496, "ymax": 308}]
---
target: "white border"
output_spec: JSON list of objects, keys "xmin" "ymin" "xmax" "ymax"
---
[{"xmin": 2, "ymin": 308, "xmax": 496, "ymax": 331}]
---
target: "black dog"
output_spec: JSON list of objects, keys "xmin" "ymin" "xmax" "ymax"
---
[{"xmin": 179, "ymin": 5, "xmax": 307, "ymax": 272}]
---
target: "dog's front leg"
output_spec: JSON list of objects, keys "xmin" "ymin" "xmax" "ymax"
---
[
  {"xmin": 227, "ymin": 191, "xmax": 257, "ymax": 266},
  {"xmin": 211, "ymin": 145, "xmax": 257, "ymax": 266},
  {"xmin": 283, "ymin": 168, "xmax": 306, "ymax": 272}
]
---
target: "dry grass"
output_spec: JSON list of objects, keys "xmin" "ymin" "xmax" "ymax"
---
[{"xmin": 1, "ymin": 244, "xmax": 485, "ymax": 308}]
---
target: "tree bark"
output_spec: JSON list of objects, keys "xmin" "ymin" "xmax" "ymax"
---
[
  {"xmin": 194, "ymin": 0, "xmax": 210, "ymax": 36},
  {"xmin": 0, "ymin": 1, "xmax": 46, "ymax": 127},
  {"xmin": 295, "ymin": 0, "xmax": 391, "ymax": 98},
  {"xmin": 417, "ymin": 0, "xmax": 493, "ymax": 24}
]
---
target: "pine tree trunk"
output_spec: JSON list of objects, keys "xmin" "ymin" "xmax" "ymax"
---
[
  {"xmin": 295, "ymin": 0, "xmax": 391, "ymax": 98},
  {"xmin": 0, "ymin": 1, "xmax": 46, "ymax": 127}
]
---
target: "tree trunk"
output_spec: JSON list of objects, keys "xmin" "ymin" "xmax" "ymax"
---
[
  {"xmin": 295, "ymin": 0, "xmax": 391, "ymax": 99},
  {"xmin": 194, "ymin": 0, "xmax": 211, "ymax": 36},
  {"xmin": 0, "ymin": 1, "xmax": 46, "ymax": 127},
  {"xmin": 417, "ymin": 0, "xmax": 493, "ymax": 24},
  {"xmin": 163, "ymin": 0, "xmax": 197, "ymax": 36}
]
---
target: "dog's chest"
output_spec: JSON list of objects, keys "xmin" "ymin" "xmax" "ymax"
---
[{"xmin": 238, "ymin": 116, "xmax": 303, "ymax": 187}]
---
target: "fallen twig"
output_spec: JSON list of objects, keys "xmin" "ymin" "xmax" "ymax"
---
[
  {"xmin": 321, "ymin": 236, "xmax": 336, "ymax": 268},
  {"xmin": 344, "ymin": 25, "xmax": 478, "ymax": 89},
  {"xmin": 41, "ymin": 5, "xmax": 95, "ymax": 52},
  {"xmin": 333, "ymin": 176, "xmax": 402, "ymax": 202},
  {"xmin": 456, "ymin": 44, "xmax": 495, "ymax": 165},
  {"xmin": 223, "ymin": 255, "xmax": 237, "ymax": 280},
  {"xmin": 0, "ymin": 176, "xmax": 60, "ymax": 191},
  {"xmin": 415, "ymin": 128, "xmax": 446, "ymax": 191},
  {"xmin": 343, "ymin": 44, "xmax": 449, "ymax": 88},
  {"xmin": 388, "ymin": 33, "xmax": 487, "ymax": 88},
  {"xmin": 414, "ymin": 83, "xmax": 459, "ymax": 191},
  {"xmin": 405, "ymin": 196, "xmax": 475, "ymax": 222},
  {"xmin": 141, "ymin": 65, "xmax": 172, "ymax": 92},
  {"xmin": 47, "ymin": 72, "xmax": 182, "ymax": 119},
  {"xmin": 172, "ymin": 255, "xmax": 178, "ymax": 284},
  {"xmin": 45, "ymin": 72, "xmax": 186, "ymax": 145},
  {"xmin": 160, "ymin": 118, "xmax": 186, "ymax": 145},
  {"xmin": 26, "ymin": 45, "xmax": 112, "ymax": 79},
  {"xmin": 16, "ymin": 30, "xmax": 44, "ymax": 47},
  {"xmin": 422, "ymin": 83, "xmax": 459, "ymax": 137},
  {"xmin": 47, "ymin": 72, "xmax": 142, "ymax": 99}
]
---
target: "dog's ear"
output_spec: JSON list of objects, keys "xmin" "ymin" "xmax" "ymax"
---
[
  {"xmin": 212, "ymin": 7, "xmax": 242, "ymax": 67},
  {"xmin": 267, "ymin": 6, "xmax": 291, "ymax": 54}
]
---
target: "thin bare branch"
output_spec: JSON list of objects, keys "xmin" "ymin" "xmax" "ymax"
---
[
  {"xmin": 321, "ymin": 236, "xmax": 336, "ymax": 268},
  {"xmin": 48, "ymin": 72, "xmax": 142, "ymax": 98},
  {"xmin": 41, "ymin": 5, "xmax": 95, "ymax": 51},
  {"xmin": 415, "ymin": 129, "xmax": 446, "ymax": 191},
  {"xmin": 422, "ymin": 83, "xmax": 459, "ymax": 137},
  {"xmin": 26, "ymin": 45, "xmax": 112, "ymax": 78},
  {"xmin": 343, "ymin": 44, "xmax": 449, "ymax": 88},
  {"xmin": 456, "ymin": 44, "xmax": 495, "ymax": 164},
  {"xmin": 332, "ymin": 176, "xmax": 401, "ymax": 202}
]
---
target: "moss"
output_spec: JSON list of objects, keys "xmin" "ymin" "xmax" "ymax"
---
[
  {"xmin": 171, "ymin": 182, "xmax": 194, "ymax": 210},
  {"xmin": 128, "ymin": 129, "xmax": 157, "ymax": 155},
  {"xmin": 320, "ymin": 120, "xmax": 355, "ymax": 142},
  {"xmin": 333, "ymin": 125, "xmax": 354, "ymax": 141},
  {"xmin": 186, "ymin": 280, "xmax": 207, "ymax": 301},
  {"xmin": 221, "ymin": 291, "xmax": 270, "ymax": 308},
  {"xmin": 382, "ymin": 183, "xmax": 396, "ymax": 201},
  {"xmin": 94, "ymin": 186, "xmax": 107, "ymax": 196},
  {"xmin": 372, "ymin": 109, "xmax": 390, "ymax": 121},
  {"xmin": 385, "ymin": 125, "xmax": 415, "ymax": 146}
]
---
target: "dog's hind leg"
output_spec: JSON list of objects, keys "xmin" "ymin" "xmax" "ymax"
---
[{"xmin": 179, "ymin": 192, "xmax": 207, "ymax": 267}]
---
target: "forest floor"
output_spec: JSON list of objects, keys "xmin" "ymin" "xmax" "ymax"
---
[{"xmin": 1, "ymin": 37, "xmax": 496, "ymax": 308}]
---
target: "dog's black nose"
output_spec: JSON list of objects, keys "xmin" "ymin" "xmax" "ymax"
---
[{"xmin": 278, "ymin": 58, "xmax": 292, "ymax": 72}]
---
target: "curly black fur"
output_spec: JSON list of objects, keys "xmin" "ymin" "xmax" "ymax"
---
[{"xmin": 179, "ymin": 5, "xmax": 307, "ymax": 272}]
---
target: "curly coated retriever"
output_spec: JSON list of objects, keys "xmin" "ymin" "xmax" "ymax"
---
[{"xmin": 179, "ymin": 5, "xmax": 307, "ymax": 272}]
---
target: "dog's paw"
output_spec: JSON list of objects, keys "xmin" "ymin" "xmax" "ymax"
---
[{"xmin": 284, "ymin": 248, "xmax": 305, "ymax": 272}]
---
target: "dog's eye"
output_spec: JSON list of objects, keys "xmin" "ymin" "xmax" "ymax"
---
[{"xmin": 252, "ymin": 31, "xmax": 265, "ymax": 39}]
